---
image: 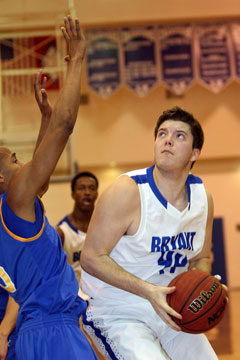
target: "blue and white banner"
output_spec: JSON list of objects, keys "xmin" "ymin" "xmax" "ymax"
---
[
  {"xmin": 85, "ymin": 30, "xmax": 121, "ymax": 98},
  {"xmin": 121, "ymin": 26, "xmax": 158, "ymax": 97},
  {"xmin": 158, "ymin": 24, "xmax": 194, "ymax": 95},
  {"xmin": 194, "ymin": 23, "xmax": 233, "ymax": 93},
  {"xmin": 84, "ymin": 21, "xmax": 240, "ymax": 99},
  {"xmin": 230, "ymin": 23, "xmax": 240, "ymax": 81}
]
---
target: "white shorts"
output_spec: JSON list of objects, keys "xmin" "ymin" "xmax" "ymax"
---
[{"xmin": 83, "ymin": 299, "xmax": 218, "ymax": 360}]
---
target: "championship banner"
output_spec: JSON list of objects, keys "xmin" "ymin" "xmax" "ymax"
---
[
  {"xmin": 194, "ymin": 23, "xmax": 233, "ymax": 93},
  {"xmin": 158, "ymin": 24, "xmax": 194, "ymax": 95},
  {"xmin": 85, "ymin": 30, "xmax": 121, "ymax": 98},
  {"xmin": 230, "ymin": 23, "xmax": 240, "ymax": 81},
  {"xmin": 121, "ymin": 26, "xmax": 158, "ymax": 97}
]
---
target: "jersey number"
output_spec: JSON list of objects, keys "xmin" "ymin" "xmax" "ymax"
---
[{"xmin": 158, "ymin": 251, "xmax": 187, "ymax": 274}]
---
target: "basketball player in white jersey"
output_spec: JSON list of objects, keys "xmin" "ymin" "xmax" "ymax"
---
[
  {"xmin": 80, "ymin": 106, "xmax": 218, "ymax": 360},
  {"xmin": 56, "ymin": 172, "xmax": 98, "ymax": 284}
]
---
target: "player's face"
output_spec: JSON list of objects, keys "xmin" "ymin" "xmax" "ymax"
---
[
  {"xmin": 72, "ymin": 177, "xmax": 98, "ymax": 212},
  {"xmin": 0, "ymin": 147, "xmax": 24, "ymax": 188},
  {"xmin": 154, "ymin": 120, "xmax": 200, "ymax": 172}
]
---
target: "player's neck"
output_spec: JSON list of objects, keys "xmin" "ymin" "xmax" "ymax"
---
[
  {"xmin": 153, "ymin": 167, "xmax": 189, "ymax": 211},
  {"xmin": 69, "ymin": 208, "xmax": 92, "ymax": 233}
]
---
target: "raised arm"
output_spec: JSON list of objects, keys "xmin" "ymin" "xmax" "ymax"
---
[
  {"xmin": 7, "ymin": 16, "xmax": 86, "ymax": 220},
  {"xmin": 81, "ymin": 176, "xmax": 181, "ymax": 331},
  {"xmin": 0, "ymin": 296, "xmax": 19, "ymax": 360},
  {"xmin": 33, "ymin": 70, "xmax": 52, "ymax": 197}
]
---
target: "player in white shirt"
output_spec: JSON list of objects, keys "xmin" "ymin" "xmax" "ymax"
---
[
  {"xmin": 81, "ymin": 106, "xmax": 218, "ymax": 360},
  {"xmin": 57, "ymin": 172, "xmax": 98, "ymax": 283}
]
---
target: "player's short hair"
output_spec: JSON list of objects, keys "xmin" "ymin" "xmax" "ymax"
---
[
  {"xmin": 71, "ymin": 171, "xmax": 99, "ymax": 192},
  {"xmin": 154, "ymin": 106, "xmax": 204, "ymax": 151}
]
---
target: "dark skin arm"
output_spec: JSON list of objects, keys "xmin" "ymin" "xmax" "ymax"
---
[
  {"xmin": 33, "ymin": 69, "xmax": 52, "ymax": 197},
  {"xmin": 7, "ymin": 16, "xmax": 86, "ymax": 222},
  {"xmin": 0, "ymin": 296, "xmax": 19, "ymax": 360}
]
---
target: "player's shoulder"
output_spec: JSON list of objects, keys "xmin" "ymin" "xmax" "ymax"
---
[
  {"xmin": 98, "ymin": 173, "xmax": 140, "ymax": 212},
  {"xmin": 106, "ymin": 173, "xmax": 139, "ymax": 197}
]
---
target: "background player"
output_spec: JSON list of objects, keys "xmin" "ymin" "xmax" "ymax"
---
[
  {"xmin": 0, "ymin": 15, "xmax": 98, "ymax": 360},
  {"xmin": 57, "ymin": 171, "xmax": 98, "ymax": 283},
  {"xmin": 81, "ymin": 106, "xmax": 218, "ymax": 359}
]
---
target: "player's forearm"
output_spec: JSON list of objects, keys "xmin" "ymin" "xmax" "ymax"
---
[
  {"xmin": 0, "ymin": 298, "xmax": 18, "ymax": 337},
  {"xmin": 34, "ymin": 115, "xmax": 50, "ymax": 154},
  {"xmin": 50, "ymin": 58, "xmax": 83, "ymax": 134},
  {"xmin": 81, "ymin": 252, "xmax": 154, "ymax": 300},
  {"xmin": 189, "ymin": 257, "xmax": 212, "ymax": 273}
]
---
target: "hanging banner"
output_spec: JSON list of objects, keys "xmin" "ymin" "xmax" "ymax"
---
[
  {"xmin": 158, "ymin": 24, "xmax": 194, "ymax": 95},
  {"xmin": 230, "ymin": 23, "xmax": 240, "ymax": 81},
  {"xmin": 194, "ymin": 23, "xmax": 233, "ymax": 93},
  {"xmin": 121, "ymin": 26, "xmax": 158, "ymax": 97},
  {"xmin": 85, "ymin": 30, "xmax": 121, "ymax": 98}
]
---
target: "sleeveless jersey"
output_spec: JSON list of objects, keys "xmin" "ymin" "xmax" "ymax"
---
[
  {"xmin": 57, "ymin": 216, "xmax": 86, "ymax": 283},
  {"xmin": 81, "ymin": 165, "xmax": 208, "ymax": 305},
  {"xmin": 0, "ymin": 193, "xmax": 87, "ymax": 330}
]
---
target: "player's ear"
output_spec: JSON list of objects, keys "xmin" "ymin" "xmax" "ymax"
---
[{"xmin": 190, "ymin": 148, "xmax": 200, "ymax": 163}]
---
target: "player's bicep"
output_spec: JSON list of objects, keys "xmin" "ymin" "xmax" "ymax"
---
[{"xmin": 82, "ymin": 177, "xmax": 138, "ymax": 258}]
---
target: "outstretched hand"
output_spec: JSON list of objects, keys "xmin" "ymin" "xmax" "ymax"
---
[
  {"xmin": 34, "ymin": 69, "xmax": 52, "ymax": 119},
  {"xmin": 61, "ymin": 15, "xmax": 86, "ymax": 62},
  {"xmin": 148, "ymin": 285, "xmax": 182, "ymax": 332}
]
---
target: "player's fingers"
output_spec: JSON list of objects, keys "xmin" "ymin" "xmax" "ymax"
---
[
  {"xmin": 65, "ymin": 15, "xmax": 74, "ymax": 37},
  {"xmin": 159, "ymin": 310, "xmax": 181, "ymax": 331},
  {"xmin": 75, "ymin": 18, "xmax": 80, "ymax": 34},
  {"xmin": 61, "ymin": 26, "xmax": 69, "ymax": 42},
  {"xmin": 42, "ymin": 76, "xmax": 47, "ymax": 89},
  {"xmin": 34, "ymin": 70, "xmax": 42, "ymax": 92},
  {"xmin": 165, "ymin": 303, "xmax": 182, "ymax": 320},
  {"xmin": 164, "ymin": 286, "xmax": 176, "ymax": 295},
  {"xmin": 41, "ymin": 89, "xmax": 47, "ymax": 103}
]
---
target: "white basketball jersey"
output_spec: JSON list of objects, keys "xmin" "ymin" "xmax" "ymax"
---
[
  {"xmin": 58, "ymin": 216, "xmax": 86, "ymax": 283},
  {"xmin": 81, "ymin": 165, "xmax": 208, "ymax": 304}
]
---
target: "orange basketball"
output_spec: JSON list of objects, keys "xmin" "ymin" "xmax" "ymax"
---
[{"xmin": 166, "ymin": 270, "xmax": 228, "ymax": 334}]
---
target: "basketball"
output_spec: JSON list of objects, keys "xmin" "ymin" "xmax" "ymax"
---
[{"xmin": 166, "ymin": 270, "xmax": 228, "ymax": 334}]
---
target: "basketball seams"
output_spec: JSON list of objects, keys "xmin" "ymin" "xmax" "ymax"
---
[
  {"xmin": 166, "ymin": 270, "xmax": 227, "ymax": 334},
  {"xmin": 179, "ymin": 286, "xmax": 226, "ymax": 332}
]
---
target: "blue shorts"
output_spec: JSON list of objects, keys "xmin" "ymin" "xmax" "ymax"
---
[{"xmin": 16, "ymin": 313, "xmax": 98, "ymax": 360}]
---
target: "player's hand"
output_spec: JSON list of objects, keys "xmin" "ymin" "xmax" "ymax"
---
[
  {"xmin": 148, "ymin": 285, "xmax": 182, "ymax": 332},
  {"xmin": 0, "ymin": 333, "xmax": 8, "ymax": 360},
  {"xmin": 61, "ymin": 15, "xmax": 86, "ymax": 62},
  {"xmin": 34, "ymin": 69, "xmax": 52, "ymax": 119}
]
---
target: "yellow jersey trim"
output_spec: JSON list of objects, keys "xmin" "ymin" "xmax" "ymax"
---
[{"xmin": 0, "ymin": 197, "xmax": 45, "ymax": 242}]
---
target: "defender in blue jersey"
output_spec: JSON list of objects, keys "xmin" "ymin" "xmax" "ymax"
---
[
  {"xmin": 81, "ymin": 107, "xmax": 220, "ymax": 359},
  {"xmin": 0, "ymin": 16, "xmax": 98, "ymax": 360}
]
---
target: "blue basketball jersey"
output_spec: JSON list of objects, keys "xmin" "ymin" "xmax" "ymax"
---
[{"xmin": 0, "ymin": 193, "xmax": 87, "ymax": 330}]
